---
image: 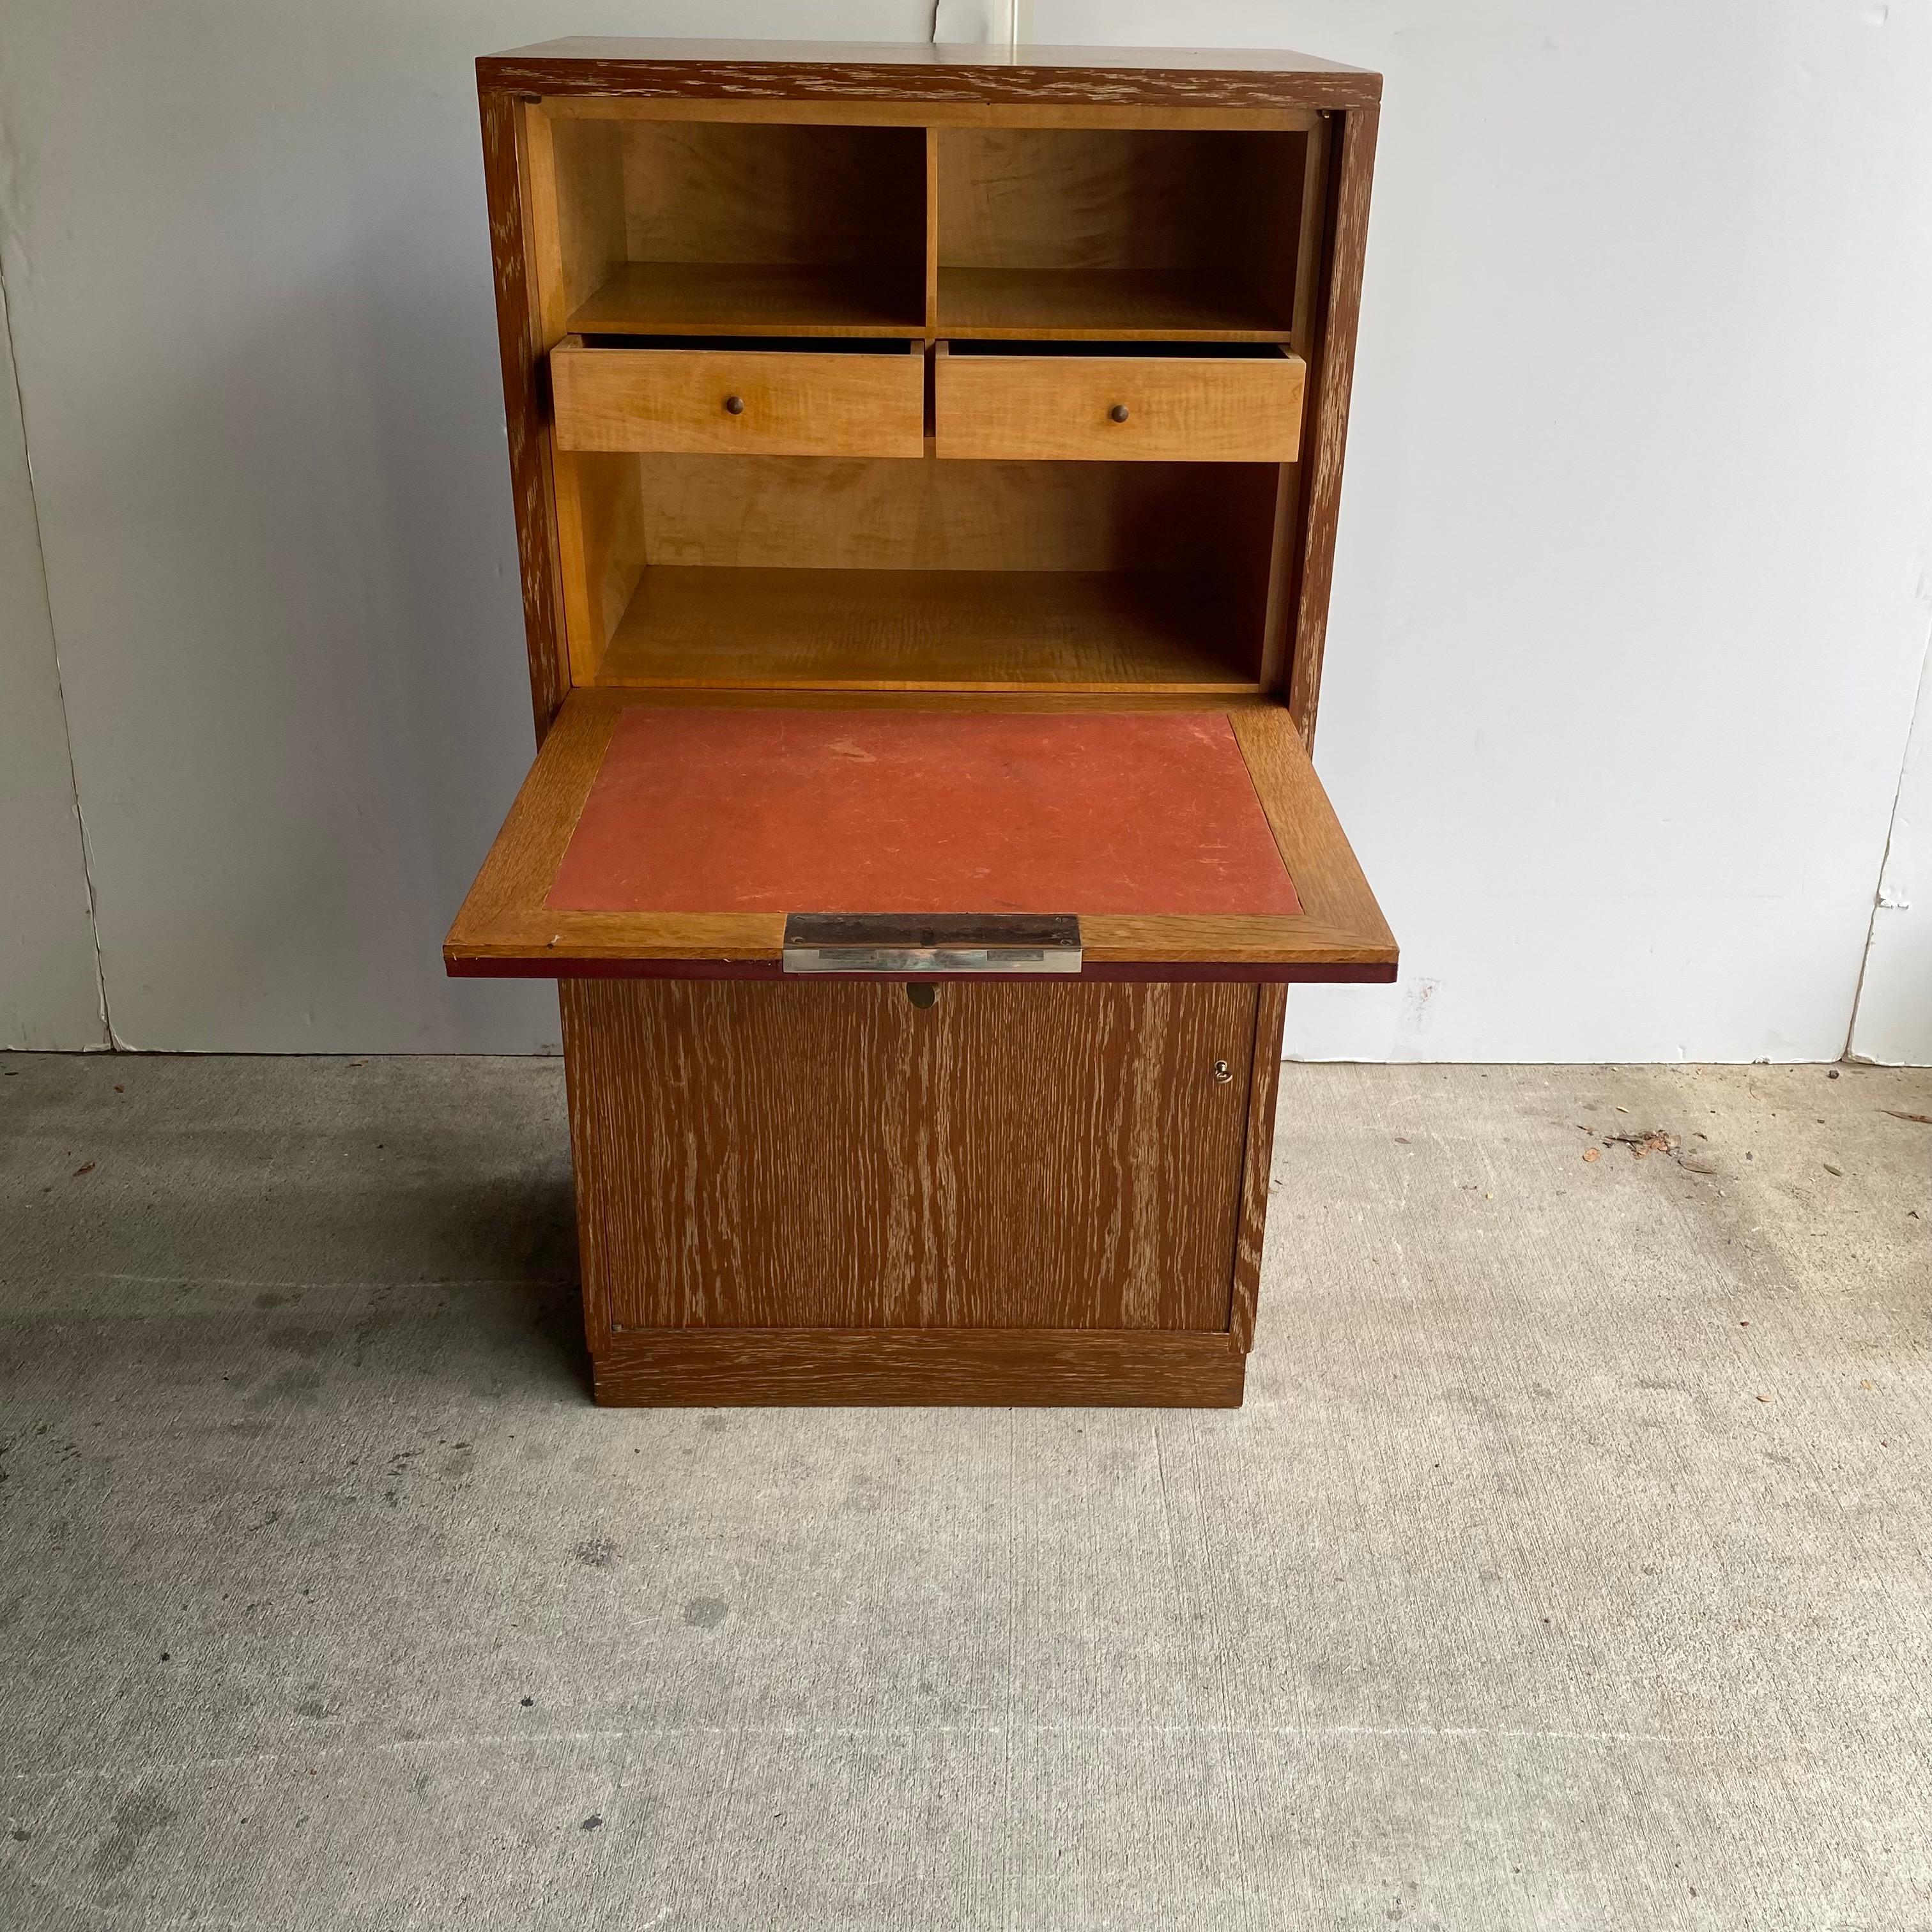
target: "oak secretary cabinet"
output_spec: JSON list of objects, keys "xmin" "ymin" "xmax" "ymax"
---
[{"xmin": 447, "ymin": 39, "xmax": 1394, "ymax": 1407}]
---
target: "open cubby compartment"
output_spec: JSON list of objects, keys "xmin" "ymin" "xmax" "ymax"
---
[
  {"xmin": 552, "ymin": 450, "xmax": 1284, "ymax": 694},
  {"xmin": 935, "ymin": 123, "xmax": 1325, "ymax": 342},
  {"xmin": 532, "ymin": 109, "xmax": 927, "ymax": 337}
]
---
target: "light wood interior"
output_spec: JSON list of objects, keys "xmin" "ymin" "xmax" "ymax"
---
[
  {"xmin": 544, "ymin": 116, "xmax": 926, "ymax": 336},
  {"xmin": 553, "ymin": 339, "xmax": 924, "ymax": 457},
  {"xmin": 530, "ymin": 103, "xmax": 1328, "ymax": 698},
  {"xmin": 935, "ymin": 126, "xmax": 1312, "ymax": 342},
  {"xmin": 535, "ymin": 109, "xmax": 1324, "ymax": 346},
  {"xmin": 556, "ymin": 454, "xmax": 1280, "ymax": 692},
  {"xmin": 597, "ymin": 571, "xmax": 1252, "ymax": 692},
  {"xmin": 933, "ymin": 341, "xmax": 1305, "ymax": 463}
]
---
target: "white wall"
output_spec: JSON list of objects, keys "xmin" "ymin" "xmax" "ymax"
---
[
  {"xmin": 0, "ymin": 278, "xmax": 103, "ymax": 1048},
  {"xmin": 1851, "ymin": 645, "xmax": 1932, "ymax": 1064},
  {"xmin": 1033, "ymin": 0, "xmax": 1932, "ymax": 1064},
  {"xmin": 0, "ymin": 1, "xmax": 929, "ymax": 1054},
  {"xmin": 2, "ymin": 2, "xmax": 1929, "ymax": 1059}
]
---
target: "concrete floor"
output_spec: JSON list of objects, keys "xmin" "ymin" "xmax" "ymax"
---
[{"xmin": 1, "ymin": 1054, "xmax": 1929, "ymax": 1931}]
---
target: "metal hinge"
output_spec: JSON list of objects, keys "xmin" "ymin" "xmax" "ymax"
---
[{"xmin": 781, "ymin": 913, "xmax": 1081, "ymax": 976}]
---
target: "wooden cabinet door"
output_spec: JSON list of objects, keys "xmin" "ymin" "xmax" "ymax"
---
[{"xmin": 566, "ymin": 977, "xmax": 1261, "ymax": 1335}]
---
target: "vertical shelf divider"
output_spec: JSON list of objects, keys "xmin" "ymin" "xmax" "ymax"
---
[{"xmin": 924, "ymin": 125, "xmax": 941, "ymax": 341}]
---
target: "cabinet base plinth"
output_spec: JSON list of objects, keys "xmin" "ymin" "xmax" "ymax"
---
[{"xmin": 590, "ymin": 1329, "xmax": 1246, "ymax": 1407}]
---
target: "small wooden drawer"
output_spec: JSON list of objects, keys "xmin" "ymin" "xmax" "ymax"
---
[
  {"xmin": 933, "ymin": 342, "xmax": 1305, "ymax": 463},
  {"xmin": 551, "ymin": 339, "xmax": 924, "ymax": 459}
]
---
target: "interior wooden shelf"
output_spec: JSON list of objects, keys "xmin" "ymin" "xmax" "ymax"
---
[
  {"xmin": 568, "ymin": 263, "xmax": 925, "ymax": 338},
  {"xmin": 592, "ymin": 568, "xmax": 1261, "ymax": 693},
  {"xmin": 935, "ymin": 267, "xmax": 1292, "ymax": 343}
]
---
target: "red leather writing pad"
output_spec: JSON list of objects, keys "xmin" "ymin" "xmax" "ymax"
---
[{"xmin": 548, "ymin": 708, "xmax": 1301, "ymax": 917}]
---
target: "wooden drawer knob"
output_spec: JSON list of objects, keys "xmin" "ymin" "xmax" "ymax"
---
[
  {"xmin": 1108, "ymin": 403, "xmax": 1130, "ymax": 424},
  {"xmin": 723, "ymin": 394, "xmax": 746, "ymax": 415}
]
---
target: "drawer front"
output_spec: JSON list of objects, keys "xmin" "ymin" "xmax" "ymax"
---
[
  {"xmin": 551, "ymin": 343, "xmax": 924, "ymax": 459},
  {"xmin": 934, "ymin": 348, "xmax": 1305, "ymax": 463}
]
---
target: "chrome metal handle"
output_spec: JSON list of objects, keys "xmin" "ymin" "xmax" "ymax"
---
[{"xmin": 1211, "ymin": 1059, "xmax": 1234, "ymax": 1084}]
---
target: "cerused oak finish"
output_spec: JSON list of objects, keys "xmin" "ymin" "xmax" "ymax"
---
[
  {"xmin": 588, "ymin": 1330, "xmax": 1247, "ymax": 1407},
  {"xmin": 459, "ymin": 39, "xmax": 1388, "ymax": 1405},
  {"xmin": 571, "ymin": 979, "xmax": 1255, "ymax": 1334}
]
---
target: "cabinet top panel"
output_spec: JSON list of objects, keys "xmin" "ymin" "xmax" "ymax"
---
[{"xmin": 477, "ymin": 39, "xmax": 1382, "ymax": 111}]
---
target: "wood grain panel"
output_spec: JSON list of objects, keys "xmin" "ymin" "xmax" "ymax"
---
[
  {"xmin": 613, "ymin": 119, "xmax": 924, "ymax": 268},
  {"xmin": 1238, "ymin": 128, "xmax": 1312, "ymax": 351},
  {"xmin": 923, "ymin": 126, "xmax": 940, "ymax": 333},
  {"xmin": 1287, "ymin": 105, "xmax": 1377, "ymax": 742},
  {"xmin": 480, "ymin": 91, "xmax": 570, "ymax": 737},
  {"xmin": 1227, "ymin": 703, "xmax": 1394, "ymax": 965},
  {"xmin": 547, "ymin": 98, "xmax": 1320, "ymax": 134},
  {"xmin": 478, "ymin": 43, "xmax": 1384, "ymax": 113},
  {"xmin": 936, "ymin": 265, "xmax": 1290, "ymax": 342},
  {"xmin": 1078, "ymin": 913, "xmax": 1376, "ymax": 969},
  {"xmin": 934, "ymin": 346, "xmax": 1303, "ymax": 463},
  {"xmin": 935, "ymin": 124, "xmax": 1305, "ymax": 342},
  {"xmin": 937, "ymin": 127, "xmax": 1291, "ymax": 274},
  {"xmin": 569, "ymin": 977, "xmax": 1257, "ymax": 1333},
  {"xmin": 534, "ymin": 112, "xmax": 626, "ymax": 326},
  {"xmin": 569, "ymin": 261, "xmax": 921, "ymax": 337},
  {"xmin": 589, "ymin": 1327, "xmax": 1246, "ymax": 1406},
  {"xmin": 1289, "ymin": 116, "xmax": 1331, "ymax": 356},
  {"xmin": 558, "ymin": 978, "xmax": 615, "ymax": 1353},
  {"xmin": 1230, "ymin": 981, "xmax": 1289, "ymax": 1349},
  {"xmin": 595, "ymin": 567, "xmax": 1253, "ymax": 692},
  {"xmin": 552, "ymin": 453, "xmax": 647, "ymax": 683},
  {"xmin": 551, "ymin": 343, "xmax": 923, "ymax": 458},
  {"xmin": 622, "ymin": 454, "xmax": 1277, "ymax": 574}
]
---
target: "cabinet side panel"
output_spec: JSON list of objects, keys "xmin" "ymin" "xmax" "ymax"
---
[
  {"xmin": 480, "ymin": 88, "xmax": 571, "ymax": 737},
  {"xmin": 1286, "ymin": 105, "xmax": 1377, "ymax": 743},
  {"xmin": 1230, "ymin": 981, "xmax": 1288, "ymax": 1349},
  {"xmin": 574, "ymin": 979, "xmax": 1255, "ymax": 1333},
  {"xmin": 548, "ymin": 116, "xmax": 627, "ymax": 318},
  {"xmin": 1232, "ymin": 128, "xmax": 1308, "ymax": 338},
  {"xmin": 560, "ymin": 980, "xmax": 613, "ymax": 1353}
]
